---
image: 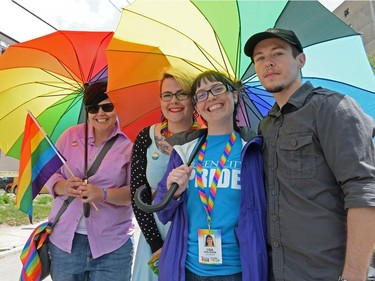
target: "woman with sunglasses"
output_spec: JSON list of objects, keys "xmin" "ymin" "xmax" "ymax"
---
[
  {"xmin": 130, "ymin": 67, "xmax": 200, "ymax": 281},
  {"xmin": 154, "ymin": 70, "xmax": 268, "ymax": 281},
  {"xmin": 45, "ymin": 81, "xmax": 135, "ymax": 281}
]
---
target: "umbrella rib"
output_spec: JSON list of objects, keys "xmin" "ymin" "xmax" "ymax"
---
[
  {"xmin": 49, "ymin": 94, "xmax": 84, "ymax": 138},
  {"xmin": 244, "ymin": 86, "xmax": 274, "ymax": 110},
  {"xmin": 12, "ymin": 40, "xmax": 84, "ymax": 88},
  {"xmin": 235, "ymin": 0, "xmax": 242, "ymax": 78},
  {"xmin": 123, "ymin": 8, "xmax": 230, "ymax": 73},
  {"xmin": 107, "ymin": 49, "xmax": 217, "ymax": 79},
  {"xmin": 85, "ymin": 32, "xmax": 112, "ymax": 83},
  {"xmin": 241, "ymin": 95, "xmax": 267, "ymax": 121},
  {"xmin": 191, "ymin": 1, "xmax": 235, "ymax": 78},
  {"xmin": 59, "ymin": 31, "xmax": 87, "ymax": 84},
  {"xmin": 0, "ymin": 87, "xmax": 81, "ymax": 122},
  {"xmin": 40, "ymin": 69, "xmax": 82, "ymax": 91}
]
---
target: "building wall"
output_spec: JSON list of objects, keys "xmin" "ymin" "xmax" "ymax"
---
[
  {"xmin": 0, "ymin": 32, "xmax": 18, "ymax": 54},
  {"xmin": 333, "ymin": 0, "xmax": 375, "ymax": 55},
  {"xmin": 0, "ymin": 152, "xmax": 19, "ymax": 177}
]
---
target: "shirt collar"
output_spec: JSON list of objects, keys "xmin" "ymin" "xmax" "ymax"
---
[{"xmin": 268, "ymin": 81, "xmax": 315, "ymax": 116}]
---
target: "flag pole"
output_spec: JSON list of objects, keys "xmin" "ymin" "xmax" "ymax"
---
[
  {"xmin": 27, "ymin": 110, "xmax": 74, "ymax": 176},
  {"xmin": 27, "ymin": 110, "xmax": 99, "ymax": 212}
]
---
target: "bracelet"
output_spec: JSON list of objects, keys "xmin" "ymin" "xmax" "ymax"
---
[
  {"xmin": 338, "ymin": 276, "xmax": 348, "ymax": 281},
  {"xmin": 102, "ymin": 188, "xmax": 107, "ymax": 202}
]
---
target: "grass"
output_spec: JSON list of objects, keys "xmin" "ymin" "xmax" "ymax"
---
[{"xmin": 0, "ymin": 192, "xmax": 52, "ymax": 226}]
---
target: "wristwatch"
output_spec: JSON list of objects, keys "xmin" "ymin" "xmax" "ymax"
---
[{"xmin": 338, "ymin": 276, "xmax": 348, "ymax": 281}]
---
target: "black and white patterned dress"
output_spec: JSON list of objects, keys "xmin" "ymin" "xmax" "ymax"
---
[{"xmin": 130, "ymin": 125, "xmax": 171, "ymax": 280}]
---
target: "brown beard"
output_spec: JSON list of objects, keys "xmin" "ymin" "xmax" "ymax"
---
[{"xmin": 266, "ymin": 85, "xmax": 285, "ymax": 93}]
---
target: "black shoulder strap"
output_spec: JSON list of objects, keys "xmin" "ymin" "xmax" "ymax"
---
[
  {"xmin": 86, "ymin": 134, "xmax": 119, "ymax": 178},
  {"xmin": 50, "ymin": 134, "xmax": 119, "ymax": 229},
  {"xmin": 50, "ymin": 196, "xmax": 74, "ymax": 228}
]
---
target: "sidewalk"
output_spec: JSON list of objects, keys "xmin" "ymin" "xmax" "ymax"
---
[
  {"xmin": 0, "ymin": 222, "xmax": 37, "ymax": 258},
  {"xmin": 0, "ymin": 222, "xmax": 53, "ymax": 280}
]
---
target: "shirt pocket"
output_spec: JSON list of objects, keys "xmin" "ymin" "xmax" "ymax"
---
[{"xmin": 278, "ymin": 134, "xmax": 316, "ymax": 178}]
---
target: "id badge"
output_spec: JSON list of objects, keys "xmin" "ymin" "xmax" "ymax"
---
[{"xmin": 198, "ymin": 229, "xmax": 222, "ymax": 264}]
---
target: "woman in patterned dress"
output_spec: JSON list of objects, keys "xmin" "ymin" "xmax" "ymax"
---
[{"xmin": 130, "ymin": 67, "xmax": 199, "ymax": 280}]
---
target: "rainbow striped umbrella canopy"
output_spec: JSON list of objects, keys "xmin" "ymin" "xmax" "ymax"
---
[
  {"xmin": 108, "ymin": 0, "xmax": 375, "ymax": 129},
  {"xmin": 0, "ymin": 30, "xmax": 112, "ymax": 159}
]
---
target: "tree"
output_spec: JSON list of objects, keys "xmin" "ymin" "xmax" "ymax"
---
[{"xmin": 368, "ymin": 51, "xmax": 375, "ymax": 74}]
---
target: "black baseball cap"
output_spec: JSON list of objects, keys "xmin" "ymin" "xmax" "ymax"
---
[{"xmin": 244, "ymin": 28, "xmax": 303, "ymax": 60}]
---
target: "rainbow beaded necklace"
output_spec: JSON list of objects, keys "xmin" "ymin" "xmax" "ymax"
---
[
  {"xmin": 160, "ymin": 116, "xmax": 199, "ymax": 138},
  {"xmin": 196, "ymin": 131, "xmax": 236, "ymax": 228}
]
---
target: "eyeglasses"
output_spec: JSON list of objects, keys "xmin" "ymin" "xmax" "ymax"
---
[
  {"xmin": 194, "ymin": 84, "xmax": 233, "ymax": 103},
  {"xmin": 85, "ymin": 103, "xmax": 115, "ymax": 114},
  {"xmin": 160, "ymin": 91, "xmax": 189, "ymax": 101}
]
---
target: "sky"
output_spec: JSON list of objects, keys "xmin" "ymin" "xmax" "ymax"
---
[{"xmin": 1, "ymin": 0, "xmax": 345, "ymax": 44}]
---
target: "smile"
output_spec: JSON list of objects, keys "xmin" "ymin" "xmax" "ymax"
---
[
  {"xmin": 169, "ymin": 107, "xmax": 184, "ymax": 112},
  {"xmin": 208, "ymin": 103, "xmax": 223, "ymax": 112}
]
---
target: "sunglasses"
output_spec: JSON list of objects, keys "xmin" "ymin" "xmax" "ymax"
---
[
  {"xmin": 85, "ymin": 103, "xmax": 115, "ymax": 114},
  {"xmin": 194, "ymin": 84, "xmax": 233, "ymax": 103},
  {"xmin": 160, "ymin": 91, "xmax": 189, "ymax": 101}
]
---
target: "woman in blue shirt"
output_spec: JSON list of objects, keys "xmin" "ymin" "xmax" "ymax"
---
[{"xmin": 155, "ymin": 71, "xmax": 268, "ymax": 281}]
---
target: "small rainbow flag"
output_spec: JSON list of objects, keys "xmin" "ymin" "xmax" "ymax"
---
[{"xmin": 16, "ymin": 112, "xmax": 65, "ymax": 223}]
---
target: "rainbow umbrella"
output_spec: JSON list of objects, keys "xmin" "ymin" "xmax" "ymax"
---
[
  {"xmin": 0, "ymin": 30, "xmax": 112, "ymax": 159},
  {"xmin": 106, "ymin": 39, "xmax": 171, "ymax": 141},
  {"xmin": 108, "ymin": 0, "xmax": 375, "ymax": 129}
]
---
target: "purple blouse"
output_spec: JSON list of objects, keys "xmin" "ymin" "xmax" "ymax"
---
[{"xmin": 45, "ymin": 122, "xmax": 134, "ymax": 258}]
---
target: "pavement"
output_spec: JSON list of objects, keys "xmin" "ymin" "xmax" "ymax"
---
[
  {"xmin": 0, "ymin": 222, "xmax": 52, "ymax": 280},
  {"xmin": 0, "ymin": 223, "xmax": 39, "ymax": 257}
]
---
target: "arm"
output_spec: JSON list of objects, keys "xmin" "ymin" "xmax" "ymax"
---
[
  {"xmin": 155, "ymin": 150, "xmax": 186, "ymax": 223},
  {"xmin": 317, "ymin": 95, "xmax": 375, "ymax": 280},
  {"xmin": 80, "ymin": 184, "xmax": 131, "ymax": 206},
  {"xmin": 54, "ymin": 175, "xmax": 132, "ymax": 206},
  {"xmin": 342, "ymin": 208, "xmax": 375, "ymax": 281},
  {"xmin": 130, "ymin": 127, "xmax": 164, "ymax": 253}
]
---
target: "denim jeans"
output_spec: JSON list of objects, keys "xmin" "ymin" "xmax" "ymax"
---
[
  {"xmin": 49, "ymin": 233, "xmax": 134, "ymax": 281},
  {"xmin": 185, "ymin": 268, "xmax": 242, "ymax": 281}
]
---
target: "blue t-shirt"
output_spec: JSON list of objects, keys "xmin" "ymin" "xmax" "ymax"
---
[{"xmin": 185, "ymin": 133, "xmax": 242, "ymax": 276}]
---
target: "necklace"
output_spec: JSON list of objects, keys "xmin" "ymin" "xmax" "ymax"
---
[
  {"xmin": 160, "ymin": 117, "xmax": 199, "ymax": 138},
  {"xmin": 196, "ymin": 131, "xmax": 236, "ymax": 228}
]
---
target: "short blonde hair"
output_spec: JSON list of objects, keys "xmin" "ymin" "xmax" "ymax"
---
[{"xmin": 160, "ymin": 67, "xmax": 195, "ymax": 97}]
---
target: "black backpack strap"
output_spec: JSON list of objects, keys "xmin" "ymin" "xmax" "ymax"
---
[{"xmin": 50, "ymin": 196, "xmax": 75, "ymax": 229}]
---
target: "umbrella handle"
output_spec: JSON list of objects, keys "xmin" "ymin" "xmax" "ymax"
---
[
  {"xmin": 83, "ymin": 202, "xmax": 90, "ymax": 217},
  {"xmin": 134, "ymin": 183, "xmax": 179, "ymax": 213},
  {"xmin": 82, "ymin": 179, "xmax": 90, "ymax": 217},
  {"xmin": 135, "ymin": 130, "xmax": 207, "ymax": 213}
]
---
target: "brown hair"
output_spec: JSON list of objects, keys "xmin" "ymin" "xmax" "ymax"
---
[
  {"xmin": 83, "ymin": 81, "xmax": 108, "ymax": 106},
  {"xmin": 191, "ymin": 70, "xmax": 242, "ymax": 131}
]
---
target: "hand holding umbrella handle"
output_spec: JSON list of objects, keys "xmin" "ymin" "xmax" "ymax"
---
[
  {"xmin": 134, "ymin": 131, "xmax": 207, "ymax": 213},
  {"xmin": 134, "ymin": 182, "xmax": 179, "ymax": 213}
]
